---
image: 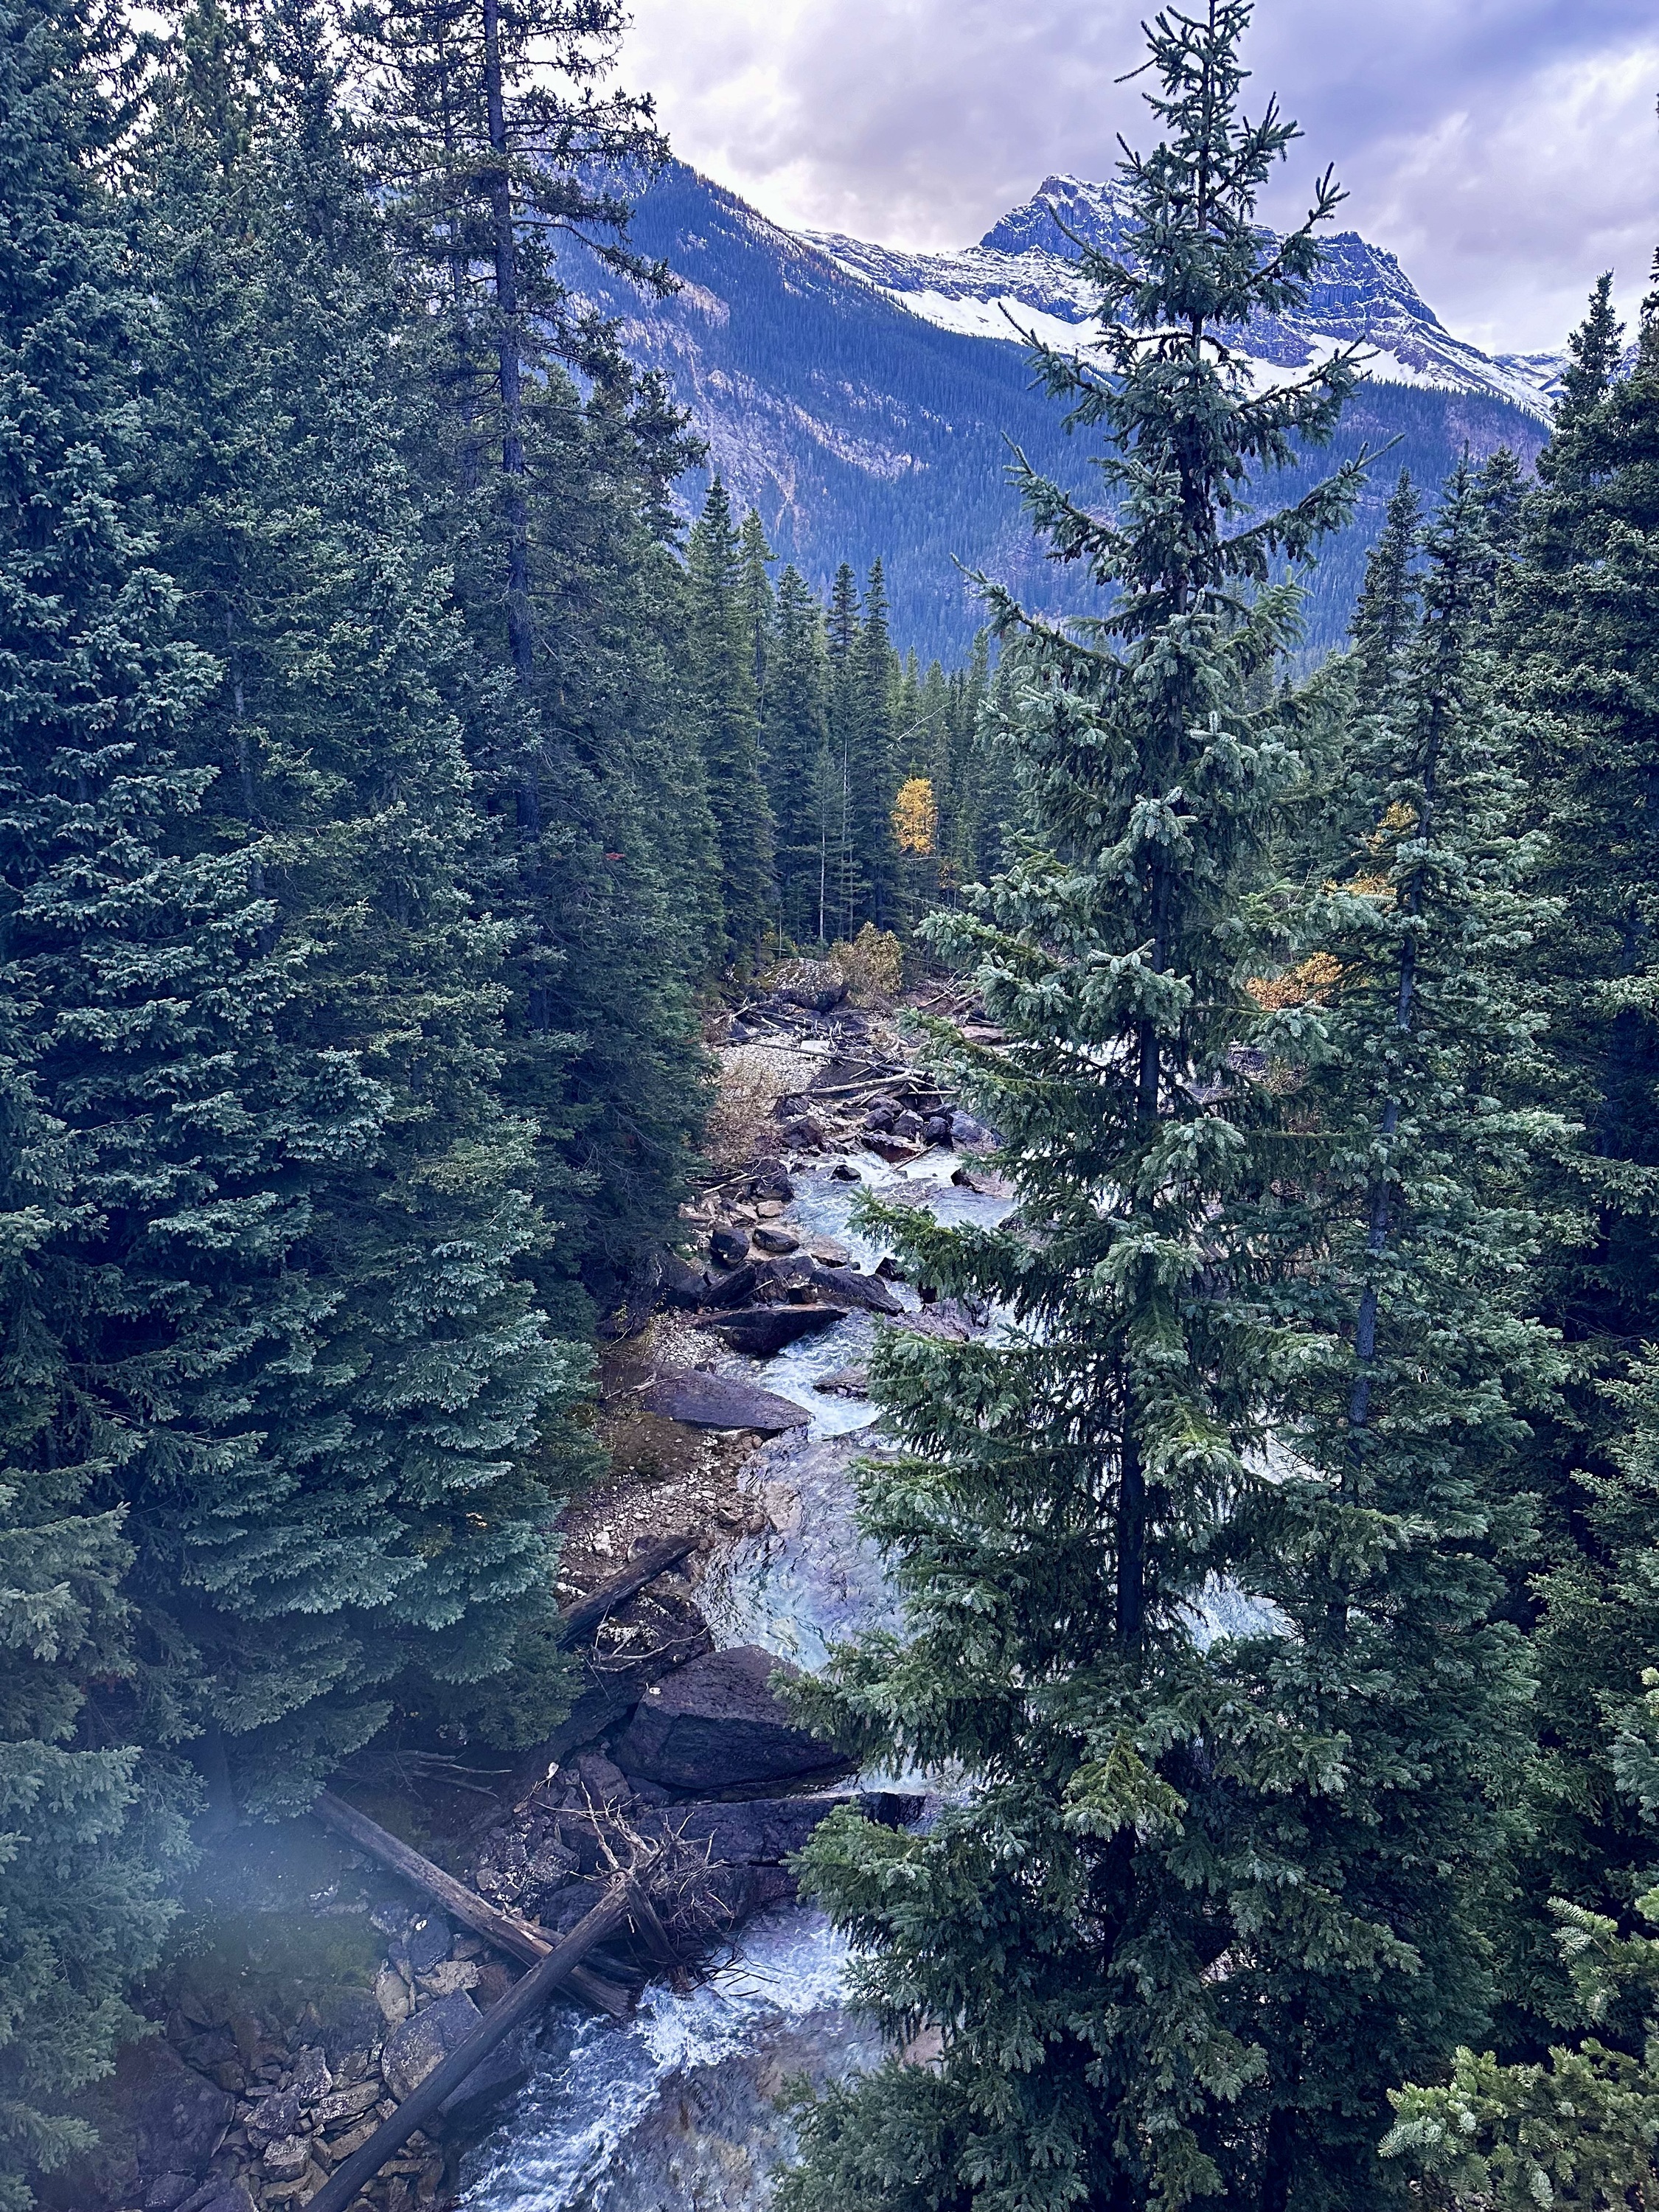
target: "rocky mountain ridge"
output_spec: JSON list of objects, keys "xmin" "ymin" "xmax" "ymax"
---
[{"xmin": 810, "ymin": 173, "xmax": 1563, "ymax": 417}]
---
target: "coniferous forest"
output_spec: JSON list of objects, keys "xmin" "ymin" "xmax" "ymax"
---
[{"xmin": 6, "ymin": 0, "xmax": 1659, "ymax": 2209}]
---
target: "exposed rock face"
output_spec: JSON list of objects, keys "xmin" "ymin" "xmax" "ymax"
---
[
  {"xmin": 616, "ymin": 1645, "xmax": 850, "ymax": 1792},
  {"xmin": 710, "ymin": 1222, "xmax": 751, "ymax": 1268},
  {"xmin": 750, "ymin": 1222, "xmax": 800, "ymax": 1256},
  {"xmin": 765, "ymin": 959, "xmax": 848, "ymax": 1013},
  {"xmin": 696, "ymin": 1304, "xmax": 846, "ymax": 1357},
  {"xmin": 383, "ymin": 1992, "xmax": 483, "ymax": 2101},
  {"xmin": 639, "ymin": 1371, "xmax": 810, "ymax": 1433},
  {"xmin": 117, "ymin": 2042, "xmax": 235, "ymax": 2191}
]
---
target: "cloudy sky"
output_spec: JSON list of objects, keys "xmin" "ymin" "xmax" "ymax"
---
[{"xmin": 617, "ymin": 0, "xmax": 1659, "ymax": 355}]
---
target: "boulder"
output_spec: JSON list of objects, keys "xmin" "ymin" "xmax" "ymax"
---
[
  {"xmin": 813, "ymin": 1264, "xmax": 902, "ymax": 1316},
  {"xmin": 751, "ymin": 1223, "xmax": 799, "ymax": 1256},
  {"xmin": 862, "ymin": 1102, "xmax": 897, "ymax": 1133},
  {"xmin": 806, "ymin": 1237, "xmax": 852, "ymax": 1267},
  {"xmin": 640, "ymin": 1370, "xmax": 809, "ymax": 1433},
  {"xmin": 382, "ymin": 1991, "xmax": 481, "ymax": 2100},
  {"xmin": 813, "ymin": 1364, "xmax": 869, "ymax": 1398},
  {"xmin": 950, "ymin": 1107, "xmax": 1000, "ymax": 1148},
  {"xmin": 616, "ymin": 1645, "xmax": 850, "ymax": 1792},
  {"xmin": 765, "ymin": 959, "xmax": 848, "ymax": 1014},
  {"xmin": 145, "ymin": 2174, "xmax": 197, "ymax": 2211},
  {"xmin": 709, "ymin": 1223, "xmax": 751, "ymax": 1268},
  {"xmin": 656, "ymin": 1252, "xmax": 713, "ymax": 1308},
  {"xmin": 637, "ymin": 1791, "xmax": 921, "ymax": 1865},
  {"xmin": 864, "ymin": 1134, "xmax": 921, "ymax": 1164},
  {"xmin": 921, "ymin": 1115, "xmax": 954, "ymax": 1146},
  {"xmin": 116, "ymin": 2042, "xmax": 234, "ymax": 2185},
  {"xmin": 830, "ymin": 1161, "xmax": 861, "ymax": 1181},
  {"xmin": 400, "ymin": 1913, "xmax": 452, "ymax": 1978},
  {"xmin": 696, "ymin": 1305, "xmax": 846, "ymax": 1357},
  {"xmin": 748, "ymin": 1160, "xmax": 795, "ymax": 1203},
  {"xmin": 778, "ymin": 1115, "xmax": 826, "ymax": 1150},
  {"xmin": 182, "ymin": 2187, "xmax": 257, "ymax": 2212}
]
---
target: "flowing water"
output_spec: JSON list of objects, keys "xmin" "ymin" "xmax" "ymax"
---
[{"xmin": 459, "ymin": 1149, "xmax": 1009, "ymax": 2212}]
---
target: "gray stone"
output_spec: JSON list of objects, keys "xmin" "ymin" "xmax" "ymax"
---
[
  {"xmin": 639, "ymin": 1370, "xmax": 809, "ymax": 1433},
  {"xmin": 950, "ymin": 1107, "xmax": 1000, "ymax": 1149},
  {"xmin": 748, "ymin": 1163, "xmax": 795, "ymax": 1203},
  {"xmin": 616, "ymin": 1644, "xmax": 849, "ymax": 1792},
  {"xmin": 709, "ymin": 1223, "xmax": 751, "ymax": 1268},
  {"xmin": 401, "ymin": 1913, "xmax": 452, "ymax": 1978},
  {"xmin": 892, "ymin": 1110, "xmax": 925, "ymax": 1139},
  {"xmin": 766, "ymin": 960, "xmax": 847, "ymax": 1013},
  {"xmin": 813, "ymin": 1364, "xmax": 869, "ymax": 1397},
  {"xmin": 145, "ymin": 2172, "xmax": 197, "ymax": 2210},
  {"xmin": 807, "ymin": 1237, "xmax": 852, "ymax": 1267},
  {"xmin": 655, "ymin": 1251, "xmax": 712, "ymax": 1308},
  {"xmin": 696, "ymin": 1304, "xmax": 846, "ymax": 1357},
  {"xmin": 830, "ymin": 1161, "xmax": 860, "ymax": 1181},
  {"xmin": 183, "ymin": 2186, "xmax": 257, "ymax": 2212},
  {"xmin": 750, "ymin": 1223, "xmax": 799, "ymax": 1256},
  {"xmin": 262, "ymin": 2136, "xmax": 311, "ymax": 2182},
  {"xmin": 382, "ymin": 1992, "xmax": 483, "ymax": 2101},
  {"xmin": 117, "ymin": 2042, "xmax": 234, "ymax": 2183},
  {"xmin": 921, "ymin": 1115, "xmax": 953, "ymax": 1146},
  {"xmin": 778, "ymin": 1115, "xmax": 826, "ymax": 1149},
  {"xmin": 290, "ymin": 2047, "xmax": 331, "ymax": 2106},
  {"xmin": 247, "ymin": 2086, "xmax": 302, "ymax": 2141}
]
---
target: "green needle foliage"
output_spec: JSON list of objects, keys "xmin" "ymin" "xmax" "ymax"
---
[
  {"xmin": 1216, "ymin": 456, "xmax": 1565, "ymax": 2208},
  {"xmin": 686, "ymin": 479, "xmax": 776, "ymax": 970},
  {"xmin": 781, "ymin": 7, "xmax": 1385, "ymax": 2208},
  {"xmin": 0, "ymin": 0, "xmax": 220, "ymax": 2196}
]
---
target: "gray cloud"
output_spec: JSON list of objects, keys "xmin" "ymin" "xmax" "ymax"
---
[{"xmin": 619, "ymin": 0, "xmax": 1659, "ymax": 351}]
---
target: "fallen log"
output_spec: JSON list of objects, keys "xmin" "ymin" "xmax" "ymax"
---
[
  {"xmin": 313, "ymin": 1792, "xmax": 630, "ymax": 2017},
  {"xmin": 305, "ymin": 1877, "xmax": 640, "ymax": 2212},
  {"xmin": 555, "ymin": 1532, "xmax": 699, "ymax": 1646}
]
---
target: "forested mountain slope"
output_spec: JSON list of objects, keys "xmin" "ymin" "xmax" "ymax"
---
[{"xmin": 574, "ymin": 161, "xmax": 1550, "ymax": 658}]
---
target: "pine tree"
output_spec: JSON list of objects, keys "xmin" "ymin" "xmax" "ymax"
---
[
  {"xmin": 849, "ymin": 558, "xmax": 901, "ymax": 928},
  {"xmin": 1351, "ymin": 470, "xmax": 1421, "ymax": 704},
  {"xmin": 824, "ymin": 561, "xmax": 863, "ymax": 938},
  {"xmin": 686, "ymin": 479, "xmax": 776, "ymax": 970},
  {"xmin": 762, "ymin": 564, "xmax": 832, "ymax": 945},
  {"xmin": 1213, "ymin": 457, "xmax": 1562, "ymax": 2208},
  {"xmin": 0, "ymin": 0, "xmax": 230, "ymax": 2195},
  {"xmin": 359, "ymin": 0, "xmax": 709, "ymax": 1306},
  {"xmin": 118, "ymin": 0, "xmax": 599, "ymax": 1801},
  {"xmin": 1493, "ymin": 275, "xmax": 1659, "ymax": 2026},
  {"xmin": 779, "ymin": 8, "xmax": 1372, "ymax": 2208}
]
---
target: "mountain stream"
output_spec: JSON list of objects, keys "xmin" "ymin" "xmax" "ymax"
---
[{"xmin": 459, "ymin": 1148, "xmax": 1012, "ymax": 2212}]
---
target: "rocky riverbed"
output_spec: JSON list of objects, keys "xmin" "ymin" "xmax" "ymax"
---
[{"xmin": 82, "ymin": 970, "xmax": 1006, "ymax": 2212}]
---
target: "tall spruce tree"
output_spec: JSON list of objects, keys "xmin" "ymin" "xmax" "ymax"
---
[
  {"xmin": 686, "ymin": 479, "xmax": 775, "ymax": 969},
  {"xmin": 358, "ymin": 0, "xmax": 709, "ymax": 1308},
  {"xmin": 763, "ymin": 563, "xmax": 832, "ymax": 945},
  {"xmin": 1495, "ymin": 272, "xmax": 1659, "ymax": 2025},
  {"xmin": 116, "ymin": 0, "xmax": 597, "ymax": 1804},
  {"xmin": 824, "ymin": 561, "xmax": 863, "ymax": 937},
  {"xmin": 1211, "ymin": 457, "xmax": 1562, "ymax": 2208},
  {"xmin": 0, "ymin": 0, "xmax": 229, "ymax": 2196},
  {"xmin": 779, "ymin": 9, "xmax": 1374, "ymax": 2208},
  {"xmin": 849, "ymin": 558, "xmax": 901, "ymax": 928},
  {"xmin": 1352, "ymin": 470, "xmax": 1421, "ymax": 704}
]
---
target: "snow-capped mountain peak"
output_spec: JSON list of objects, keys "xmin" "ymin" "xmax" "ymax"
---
[{"xmin": 804, "ymin": 177, "xmax": 1560, "ymax": 418}]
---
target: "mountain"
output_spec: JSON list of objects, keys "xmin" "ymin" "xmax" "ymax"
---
[
  {"xmin": 574, "ymin": 163, "xmax": 1554, "ymax": 661},
  {"xmin": 813, "ymin": 174, "xmax": 1565, "ymax": 417}
]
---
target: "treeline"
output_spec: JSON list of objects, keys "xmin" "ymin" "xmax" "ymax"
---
[
  {"xmin": 684, "ymin": 482, "xmax": 1012, "ymax": 964},
  {"xmin": 0, "ymin": 0, "xmax": 939, "ymax": 2199},
  {"xmin": 773, "ymin": 13, "xmax": 1659, "ymax": 2212}
]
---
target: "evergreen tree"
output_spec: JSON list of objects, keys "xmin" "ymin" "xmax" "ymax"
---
[
  {"xmin": 0, "ymin": 0, "xmax": 226, "ymax": 2194},
  {"xmin": 118, "ymin": 0, "xmax": 597, "ymax": 1801},
  {"xmin": 359, "ymin": 0, "xmax": 709, "ymax": 1305},
  {"xmin": 849, "ymin": 557, "xmax": 901, "ymax": 928},
  {"xmin": 738, "ymin": 504, "xmax": 776, "ymax": 706},
  {"xmin": 762, "ymin": 563, "xmax": 832, "ymax": 945},
  {"xmin": 1213, "ymin": 458, "xmax": 1562, "ymax": 2207},
  {"xmin": 779, "ymin": 9, "xmax": 1375, "ymax": 2208},
  {"xmin": 824, "ymin": 561, "xmax": 863, "ymax": 937},
  {"xmin": 686, "ymin": 479, "xmax": 775, "ymax": 969},
  {"xmin": 1351, "ymin": 469, "xmax": 1420, "ymax": 703},
  {"xmin": 1494, "ymin": 274, "xmax": 1659, "ymax": 2025}
]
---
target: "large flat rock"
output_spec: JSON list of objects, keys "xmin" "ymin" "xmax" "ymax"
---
[
  {"xmin": 615, "ymin": 1644, "xmax": 849, "ymax": 1792},
  {"xmin": 695, "ymin": 1305, "xmax": 847, "ymax": 1357},
  {"xmin": 639, "ymin": 1370, "xmax": 808, "ymax": 1432}
]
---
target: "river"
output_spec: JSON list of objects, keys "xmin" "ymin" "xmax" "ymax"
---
[{"xmin": 459, "ymin": 1147, "xmax": 1012, "ymax": 2212}]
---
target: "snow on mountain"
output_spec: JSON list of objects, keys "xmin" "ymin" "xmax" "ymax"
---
[{"xmin": 807, "ymin": 174, "xmax": 1562, "ymax": 420}]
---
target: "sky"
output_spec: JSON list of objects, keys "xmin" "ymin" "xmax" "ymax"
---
[{"xmin": 616, "ymin": 0, "xmax": 1659, "ymax": 356}]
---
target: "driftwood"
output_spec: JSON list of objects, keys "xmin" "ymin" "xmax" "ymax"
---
[
  {"xmin": 555, "ymin": 1532, "xmax": 699, "ymax": 1645},
  {"xmin": 305, "ymin": 1877, "xmax": 640, "ymax": 2212},
  {"xmin": 313, "ymin": 1792, "xmax": 630, "ymax": 2018}
]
